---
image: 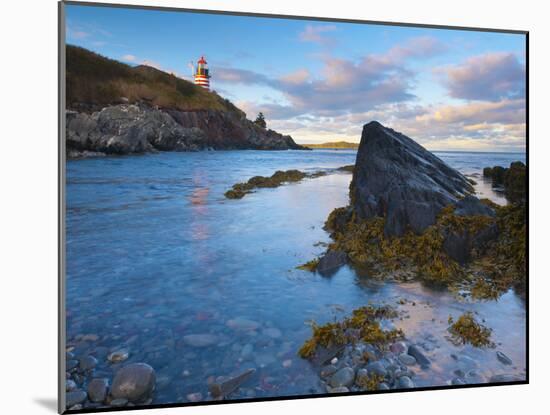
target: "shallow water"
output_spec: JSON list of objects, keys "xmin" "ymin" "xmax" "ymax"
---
[{"xmin": 65, "ymin": 149, "xmax": 526, "ymax": 404}]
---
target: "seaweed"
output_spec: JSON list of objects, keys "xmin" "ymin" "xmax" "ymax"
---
[
  {"xmin": 448, "ymin": 312, "xmax": 494, "ymax": 348},
  {"xmin": 224, "ymin": 169, "xmax": 317, "ymax": 199},
  {"xmin": 356, "ymin": 373, "xmax": 385, "ymax": 391},
  {"xmin": 296, "ymin": 258, "xmax": 320, "ymax": 272},
  {"xmin": 298, "ymin": 305, "xmax": 403, "ymax": 359}
]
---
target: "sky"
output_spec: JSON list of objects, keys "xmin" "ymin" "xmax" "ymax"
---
[{"xmin": 66, "ymin": 4, "xmax": 526, "ymax": 151}]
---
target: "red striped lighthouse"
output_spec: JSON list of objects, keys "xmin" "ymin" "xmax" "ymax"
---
[{"xmin": 193, "ymin": 56, "xmax": 211, "ymax": 90}]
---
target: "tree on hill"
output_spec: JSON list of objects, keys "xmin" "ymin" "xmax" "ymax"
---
[{"xmin": 254, "ymin": 112, "xmax": 267, "ymax": 128}]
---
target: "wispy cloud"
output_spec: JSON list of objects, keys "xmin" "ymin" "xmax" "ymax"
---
[{"xmin": 121, "ymin": 54, "xmax": 137, "ymax": 62}]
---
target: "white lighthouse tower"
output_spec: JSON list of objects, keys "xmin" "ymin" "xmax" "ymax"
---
[{"xmin": 193, "ymin": 56, "xmax": 211, "ymax": 90}]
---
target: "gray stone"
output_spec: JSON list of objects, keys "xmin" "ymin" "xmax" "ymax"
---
[
  {"xmin": 378, "ymin": 382, "xmax": 390, "ymax": 390},
  {"xmin": 208, "ymin": 368, "xmax": 256, "ymax": 399},
  {"xmin": 452, "ymin": 377, "xmax": 466, "ymax": 385},
  {"xmin": 329, "ymin": 367, "xmax": 355, "ymax": 388},
  {"xmin": 496, "ymin": 351, "xmax": 513, "ymax": 365},
  {"xmin": 329, "ymin": 386, "xmax": 349, "ymax": 393},
  {"xmin": 226, "ymin": 317, "xmax": 261, "ymax": 331},
  {"xmin": 366, "ymin": 361, "xmax": 387, "ymax": 377},
  {"xmin": 390, "ymin": 341, "xmax": 407, "ymax": 354},
  {"xmin": 320, "ymin": 365, "xmax": 339, "ymax": 379},
  {"xmin": 465, "ymin": 369, "xmax": 486, "ymax": 384},
  {"xmin": 263, "ymin": 328, "xmax": 282, "ymax": 339},
  {"xmin": 110, "ymin": 398, "xmax": 128, "ymax": 407},
  {"xmin": 108, "ymin": 349, "xmax": 129, "ymax": 363},
  {"xmin": 79, "ymin": 355, "xmax": 98, "ymax": 371},
  {"xmin": 66, "ymin": 390, "xmax": 87, "ymax": 407},
  {"xmin": 182, "ymin": 334, "xmax": 219, "ymax": 348},
  {"xmin": 87, "ymin": 378, "xmax": 109, "ymax": 403},
  {"xmin": 351, "ymin": 121, "xmax": 473, "ymax": 237},
  {"xmin": 66, "ymin": 379, "xmax": 77, "ymax": 392},
  {"xmin": 398, "ymin": 353, "xmax": 417, "ymax": 366},
  {"xmin": 111, "ymin": 363, "xmax": 156, "ymax": 402},
  {"xmin": 317, "ymin": 250, "xmax": 347, "ymax": 276},
  {"xmin": 407, "ymin": 345, "xmax": 430, "ymax": 368},
  {"xmin": 240, "ymin": 343, "xmax": 254, "ymax": 358},
  {"xmin": 397, "ymin": 376, "xmax": 415, "ymax": 389}
]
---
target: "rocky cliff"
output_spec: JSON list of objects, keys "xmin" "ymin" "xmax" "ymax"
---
[
  {"xmin": 66, "ymin": 104, "xmax": 303, "ymax": 157},
  {"xmin": 351, "ymin": 121, "xmax": 474, "ymax": 236},
  {"xmin": 65, "ymin": 45, "xmax": 305, "ymax": 157}
]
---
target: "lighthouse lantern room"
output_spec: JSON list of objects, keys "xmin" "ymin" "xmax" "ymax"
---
[{"xmin": 193, "ymin": 56, "xmax": 211, "ymax": 90}]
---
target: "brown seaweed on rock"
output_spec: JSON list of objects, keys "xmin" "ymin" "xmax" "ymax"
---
[{"xmin": 300, "ymin": 122, "xmax": 526, "ymax": 300}]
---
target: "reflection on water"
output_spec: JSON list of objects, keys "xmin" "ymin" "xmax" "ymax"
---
[{"xmin": 66, "ymin": 149, "xmax": 526, "ymax": 404}]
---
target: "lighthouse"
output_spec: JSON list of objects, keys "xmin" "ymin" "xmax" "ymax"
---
[{"xmin": 193, "ymin": 56, "xmax": 211, "ymax": 90}]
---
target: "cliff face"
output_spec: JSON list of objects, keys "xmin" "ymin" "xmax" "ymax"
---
[
  {"xmin": 65, "ymin": 45, "xmax": 305, "ymax": 156},
  {"xmin": 165, "ymin": 109, "xmax": 303, "ymax": 150},
  {"xmin": 351, "ymin": 121, "xmax": 474, "ymax": 236},
  {"xmin": 66, "ymin": 104, "xmax": 304, "ymax": 157}
]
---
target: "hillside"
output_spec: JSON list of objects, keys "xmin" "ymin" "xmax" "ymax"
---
[
  {"xmin": 305, "ymin": 141, "xmax": 359, "ymax": 149},
  {"xmin": 65, "ymin": 46, "xmax": 305, "ymax": 156},
  {"xmin": 66, "ymin": 45, "xmax": 243, "ymax": 115}
]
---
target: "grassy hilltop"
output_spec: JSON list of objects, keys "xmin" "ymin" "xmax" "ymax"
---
[{"xmin": 66, "ymin": 45, "xmax": 244, "ymax": 115}]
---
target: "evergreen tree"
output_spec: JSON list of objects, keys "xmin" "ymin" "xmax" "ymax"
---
[{"xmin": 254, "ymin": 112, "xmax": 267, "ymax": 128}]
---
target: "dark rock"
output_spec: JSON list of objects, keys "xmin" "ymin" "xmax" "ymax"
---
[
  {"xmin": 451, "ymin": 377, "xmax": 466, "ymax": 385},
  {"xmin": 87, "ymin": 378, "xmax": 109, "ymax": 403},
  {"xmin": 111, "ymin": 363, "xmax": 156, "ymax": 402},
  {"xmin": 317, "ymin": 250, "xmax": 347, "ymax": 276},
  {"xmin": 351, "ymin": 121, "xmax": 473, "ymax": 236},
  {"xmin": 66, "ymin": 390, "xmax": 87, "ymax": 407},
  {"xmin": 496, "ymin": 351, "xmax": 513, "ymax": 365},
  {"xmin": 407, "ymin": 345, "xmax": 430, "ymax": 368},
  {"xmin": 329, "ymin": 367, "xmax": 355, "ymax": 388},
  {"xmin": 454, "ymin": 195, "xmax": 495, "ymax": 217},
  {"xmin": 208, "ymin": 368, "xmax": 256, "ymax": 399}
]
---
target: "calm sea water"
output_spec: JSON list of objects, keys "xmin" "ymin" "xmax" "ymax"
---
[{"xmin": 65, "ymin": 149, "xmax": 526, "ymax": 404}]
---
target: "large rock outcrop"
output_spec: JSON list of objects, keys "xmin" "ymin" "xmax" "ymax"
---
[
  {"xmin": 351, "ymin": 121, "xmax": 474, "ymax": 236},
  {"xmin": 66, "ymin": 104, "xmax": 305, "ymax": 157}
]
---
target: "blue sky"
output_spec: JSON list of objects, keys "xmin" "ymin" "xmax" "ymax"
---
[{"xmin": 66, "ymin": 4, "xmax": 526, "ymax": 151}]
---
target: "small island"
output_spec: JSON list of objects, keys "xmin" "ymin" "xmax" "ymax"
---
[{"xmin": 304, "ymin": 141, "xmax": 360, "ymax": 149}]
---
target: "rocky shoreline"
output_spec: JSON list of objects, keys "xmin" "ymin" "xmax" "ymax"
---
[
  {"xmin": 298, "ymin": 303, "xmax": 523, "ymax": 394},
  {"xmin": 300, "ymin": 121, "xmax": 526, "ymax": 300},
  {"xmin": 66, "ymin": 103, "xmax": 306, "ymax": 158}
]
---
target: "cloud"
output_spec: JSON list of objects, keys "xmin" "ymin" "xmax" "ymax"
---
[
  {"xmin": 121, "ymin": 54, "xmax": 136, "ymax": 62},
  {"xmin": 438, "ymin": 52, "xmax": 525, "ymax": 101},
  {"xmin": 215, "ymin": 36, "xmax": 447, "ymax": 119},
  {"xmin": 415, "ymin": 98, "xmax": 525, "ymax": 125},
  {"xmin": 214, "ymin": 67, "xmax": 273, "ymax": 85},
  {"xmin": 299, "ymin": 24, "xmax": 337, "ymax": 46}
]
